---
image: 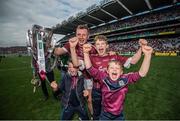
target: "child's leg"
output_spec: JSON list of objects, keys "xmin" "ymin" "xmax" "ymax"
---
[
  {"xmin": 100, "ymin": 110, "xmax": 125, "ymax": 120},
  {"xmin": 61, "ymin": 105, "xmax": 75, "ymax": 120},
  {"xmin": 99, "ymin": 110, "xmax": 110, "ymax": 120},
  {"xmin": 114, "ymin": 112, "xmax": 125, "ymax": 120},
  {"xmin": 84, "ymin": 79, "xmax": 93, "ymax": 118},
  {"xmin": 92, "ymin": 88, "xmax": 102, "ymax": 120},
  {"xmin": 77, "ymin": 106, "xmax": 89, "ymax": 120},
  {"xmin": 87, "ymin": 89, "xmax": 93, "ymax": 117}
]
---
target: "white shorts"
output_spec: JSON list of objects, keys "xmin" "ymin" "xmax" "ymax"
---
[{"xmin": 84, "ymin": 79, "xmax": 93, "ymax": 90}]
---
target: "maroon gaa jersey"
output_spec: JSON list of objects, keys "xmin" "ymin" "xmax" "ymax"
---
[{"xmin": 63, "ymin": 42, "xmax": 97, "ymax": 60}]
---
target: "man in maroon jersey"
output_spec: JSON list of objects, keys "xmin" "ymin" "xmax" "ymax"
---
[
  {"xmin": 54, "ymin": 24, "xmax": 95, "ymax": 118},
  {"xmin": 54, "ymin": 24, "xmax": 96, "ymax": 58},
  {"xmin": 83, "ymin": 43, "xmax": 153, "ymax": 120}
]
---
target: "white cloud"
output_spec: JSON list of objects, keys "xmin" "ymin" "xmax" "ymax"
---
[{"xmin": 0, "ymin": 0, "xmax": 100, "ymax": 47}]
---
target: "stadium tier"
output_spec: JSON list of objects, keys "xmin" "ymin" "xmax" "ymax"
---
[{"xmin": 52, "ymin": 0, "xmax": 180, "ymax": 54}]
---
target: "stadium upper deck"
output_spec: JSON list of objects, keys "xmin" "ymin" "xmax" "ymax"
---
[
  {"xmin": 52, "ymin": 0, "xmax": 178, "ymax": 34},
  {"xmin": 52, "ymin": 0, "xmax": 179, "ymax": 44}
]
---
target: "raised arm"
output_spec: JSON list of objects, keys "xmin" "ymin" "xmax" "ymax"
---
[
  {"xmin": 83, "ymin": 44, "xmax": 92, "ymax": 69},
  {"xmin": 139, "ymin": 45, "xmax": 153, "ymax": 77},
  {"xmin": 83, "ymin": 44, "xmax": 107, "ymax": 81},
  {"xmin": 130, "ymin": 39, "xmax": 148, "ymax": 64},
  {"xmin": 69, "ymin": 37, "xmax": 79, "ymax": 67}
]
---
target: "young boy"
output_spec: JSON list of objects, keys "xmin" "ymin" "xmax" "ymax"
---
[
  {"xmin": 83, "ymin": 43, "xmax": 153, "ymax": 120},
  {"xmin": 50, "ymin": 61, "xmax": 89, "ymax": 120},
  {"xmin": 91, "ymin": 35, "xmax": 148, "ymax": 120}
]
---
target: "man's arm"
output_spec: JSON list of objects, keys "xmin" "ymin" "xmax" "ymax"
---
[
  {"xmin": 139, "ymin": 45, "xmax": 153, "ymax": 77},
  {"xmin": 54, "ymin": 47, "xmax": 67, "ymax": 55},
  {"xmin": 130, "ymin": 39, "xmax": 148, "ymax": 64}
]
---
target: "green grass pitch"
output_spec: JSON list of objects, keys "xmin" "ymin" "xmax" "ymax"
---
[{"xmin": 0, "ymin": 56, "xmax": 180, "ymax": 120}]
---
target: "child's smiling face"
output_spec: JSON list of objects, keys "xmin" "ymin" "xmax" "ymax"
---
[
  {"xmin": 107, "ymin": 60, "xmax": 123, "ymax": 81},
  {"xmin": 68, "ymin": 62, "xmax": 78, "ymax": 76},
  {"xmin": 95, "ymin": 39, "xmax": 109, "ymax": 56}
]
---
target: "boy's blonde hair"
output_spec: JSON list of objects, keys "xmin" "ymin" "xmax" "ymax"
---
[
  {"xmin": 94, "ymin": 35, "xmax": 108, "ymax": 44},
  {"xmin": 107, "ymin": 60, "xmax": 123, "ymax": 69}
]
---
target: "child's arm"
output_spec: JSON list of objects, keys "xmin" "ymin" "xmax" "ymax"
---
[
  {"xmin": 83, "ymin": 44, "xmax": 92, "ymax": 69},
  {"xmin": 130, "ymin": 39, "xmax": 148, "ymax": 64},
  {"xmin": 139, "ymin": 45, "xmax": 153, "ymax": 77},
  {"xmin": 69, "ymin": 37, "xmax": 79, "ymax": 67},
  {"xmin": 50, "ymin": 73, "xmax": 65, "ymax": 95},
  {"xmin": 46, "ymin": 70, "xmax": 55, "ymax": 83},
  {"xmin": 50, "ymin": 81, "xmax": 59, "ymax": 91},
  {"xmin": 83, "ymin": 44, "xmax": 106, "ymax": 81}
]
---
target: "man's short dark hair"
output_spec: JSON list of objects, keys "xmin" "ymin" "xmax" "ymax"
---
[{"xmin": 76, "ymin": 24, "xmax": 89, "ymax": 33}]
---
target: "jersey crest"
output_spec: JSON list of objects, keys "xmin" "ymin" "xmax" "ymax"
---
[{"xmin": 103, "ymin": 77, "xmax": 128, "ymax": 91}]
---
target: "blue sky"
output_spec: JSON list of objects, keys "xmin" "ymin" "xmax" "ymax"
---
[{"xmin": 0, "ymin": 0, "xmax": 101, "ymax": 47}]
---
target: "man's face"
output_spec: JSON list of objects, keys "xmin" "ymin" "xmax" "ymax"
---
[
  {"xmin": 95, "ymin": 39, "xmax": 108, "ymax": 56},
  {"xmin": 68, "ymin": 62, "xmax": 78, "ymax": 76},
  {"xmin": 76, "ymin": 29, "xmax": 89, "ymax": 45},
  {"xmin": 107, "ymin": 62, "xmax": 123, "ymax": 81}
]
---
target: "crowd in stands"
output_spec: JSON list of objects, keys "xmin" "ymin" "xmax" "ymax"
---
[
  {"xmin": 106, "ymin": 27, "xmax": 177, "ymax": 42},
  {"xmin": 57, "ymin": 5, "xmax": 180, "ymax": 56},
  {"xmin": 109, "ymin": 37, "xmax": 180, "ymax": 54},
  {"xmin": 90, "ymin": 6, "xmax": 179, "ymax": 35}
]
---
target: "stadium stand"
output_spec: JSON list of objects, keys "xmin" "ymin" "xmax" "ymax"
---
[
  {"xmin": 52, "ymin": 0, "xmax": 180, "ymax": 55},
  {"xmin": 0, "ymin": 46, "xmax": 28, "ymax": 56}
]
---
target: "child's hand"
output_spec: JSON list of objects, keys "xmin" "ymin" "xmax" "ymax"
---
[
  {"xmin": 108, "ymin": 51, "xmax": 116, "ymax": 55},
  {"xmin": 50, "ymin": 81, "xmax": 58, "ymax": 91},
  {"xmin": 142, "ymin": 45, "xmax": 153, "ymax": 55},
  {"xmin": 139, "ymin": 39, "xmax": 148, "ymax": 47},
  {"xmin": 83, "ymin": 44, "xmax": 92, "ymax": 53},
  {"xmin": 69, "ymin": 37, "xmax": 78, "ymax": 48},
  {"xmin": 83, "ymin": 90, "xmax": 89, "ymax": 97}
]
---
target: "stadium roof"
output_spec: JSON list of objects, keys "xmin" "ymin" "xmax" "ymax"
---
[{"xmin": 52, "ymin": 0, "xmax": 177, "ymax": 35}]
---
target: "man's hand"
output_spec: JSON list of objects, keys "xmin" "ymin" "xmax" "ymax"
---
[
  {"xmin": 139, "ymin": 39, "xmax": 148, "ymax": 47},
  {"xmin": 50, "ymin": 81, "xmax": 58, "ymax": 91},
  {"xmin": 69, "ymin": 37, "xmax": 78, "ymax": 48},
  {"xmin": 83, "ymin": 44, "xmax": 92, "ymax": 53},
  {"xmin": 142, "ymin": 45, "xmax": 153, "ymax": 55}
]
